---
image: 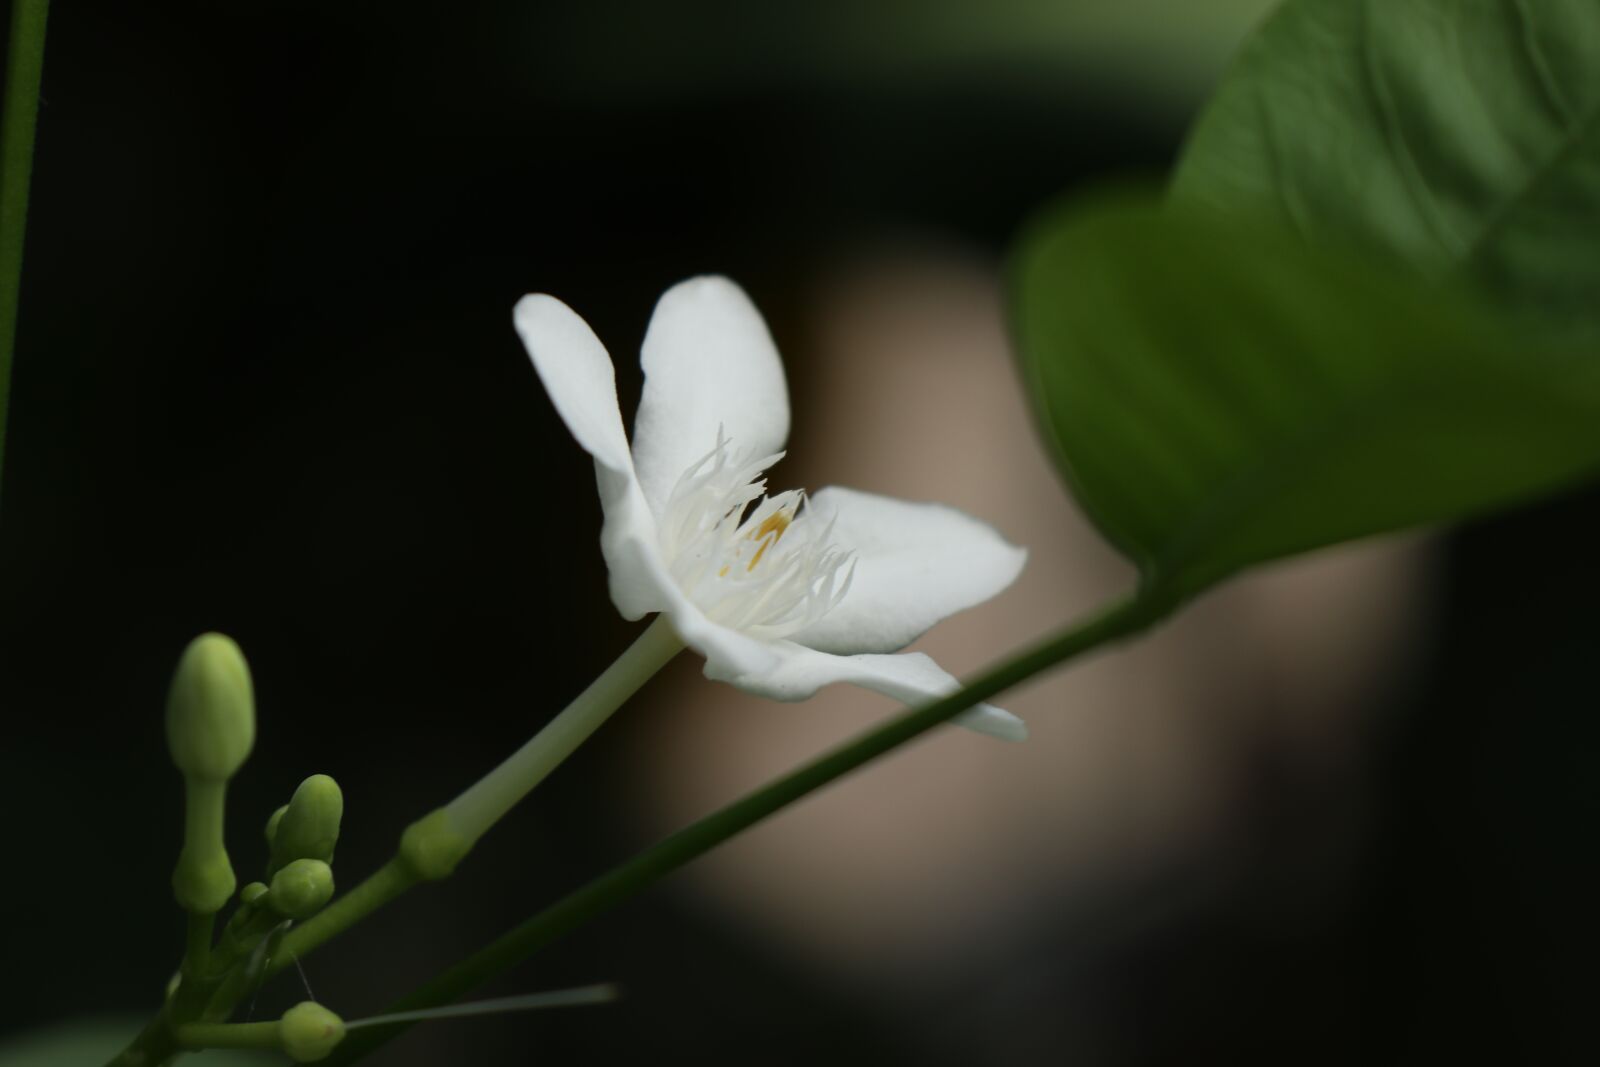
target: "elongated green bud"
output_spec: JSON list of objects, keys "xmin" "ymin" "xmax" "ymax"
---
[
  {"xmin": 281, "ymin": 1002, "xmax": 345, "ymax": 1063},
  {"xmin": 168, "ymin": 634, "xmax": 255, "ymax": 915},
  {"xmin": 166, "ymin": 634, "xmax": 255, "ymax": 781},
  {"xmin": 265, "ymin": 804, "xmax": 288, "ymax": 845},
  {"xmin": 268, "ymin": 858, "xmax": 335, "ymax": 919},
  {"xmin": 268, "ymin": 774, "xmax": 343, "ymax": 876}
]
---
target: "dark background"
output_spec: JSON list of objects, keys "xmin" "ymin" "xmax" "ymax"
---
[{"xmin": 2, "ymin": 1, "xmax": 1596, "ymax": 1064}]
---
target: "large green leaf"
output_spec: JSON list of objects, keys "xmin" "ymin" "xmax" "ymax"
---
[
  {"xmin": 1012, "ymin": 190, "xmax": 1600, "ymax": 599},
  {"xmin": 1171, "ymin": 0, "xmax": 1600, "ymax": 330}
]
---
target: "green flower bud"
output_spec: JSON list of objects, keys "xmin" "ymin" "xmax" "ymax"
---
[
  {"xmin": 166, "ymin": 633, "xmax": 256, "ymax": 782},
  {"xmin": 280, "ymin": 1002, "xmax": 345, "ymax": 1063},
  {"xmin": 268, "ymin": 775, "xmax": 343, "ymax": 876},
  {"xmin": 265, "ymin": 804, "xmax": 288, "ymax": 845},
  {"xmin": 239, "ymin": 881, "xmax": 269, "ymax": 907},
  {"xmin": 268, "ymin": 858, "xmax": 334, "ymax": 919}
]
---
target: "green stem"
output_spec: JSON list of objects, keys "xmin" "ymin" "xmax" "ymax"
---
[
  {"xmin": 183, "ymin": 912, "xmax": 213, "ymax": 980},
  {"xmin": 172, "ymin": 777, "xmax": 236, "ymax": 914},
  {"xmin": 444, "ymin": 615, "xmax": 683, "ymax": 844},
  {"xmin": 105, "ymin": 1016, "xmax": 178, "ymax": 1067},
  {"xmin": 0, "ymin": 0, "xmax": 49, "ymax": 500},
  {"xmin": 173, "ymin": 1020, "xmax": 281, "ymax": 1052},
  {"xmin": 269, "ymin": 616, "xmax": 683, "ymax": 973},
  {"xmin": 268, "ymin": 856, "xmax": 417, "ymax": 975},
  {"xmin": 326, "ymin": 591, "xmax": 1171, "ymax": 1064}
]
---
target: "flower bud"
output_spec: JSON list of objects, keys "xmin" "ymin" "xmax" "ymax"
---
[
  {"xmin": 265, "ymin": 804, "xmax": 288, "ymax": 845},
  {"xmin": 280, "ymin": 1001, "xmax": 345, "ymax": 1063},
  {"xmin": 268, "ymin": 858, "xmax": 334, "ymax": 919},
  {"xmin": 239, "ymin": 881, "xmax": 269, "ymax": 907},
  {"xmin": 166, "ymin": 633, "xmax": 256, "ymax": 782},
  {"xmin": 268, "ymin": 775, "xmax": 343, "ymax": 876}
]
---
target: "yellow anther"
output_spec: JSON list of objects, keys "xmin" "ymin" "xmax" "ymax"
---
[
  {"xmin": 754, "ymin": 511, "xmax": 792, "ymax": 541},
  {"xmin": 746, "ymin": 510, "xmax": 793, "ymax": 571}
]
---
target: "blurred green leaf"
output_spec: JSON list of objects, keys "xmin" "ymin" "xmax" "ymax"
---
[
  {"xmin": 0, "ymin": 1018, "xmax": 270, "ymax": 1066},
  {"xmin": 1171, "ymin": 0, "xmax": 1600, "ymax": 330},
  {"xmin": 1011, "ymin": 190, "xmax": 1600, "ymax": 599}
]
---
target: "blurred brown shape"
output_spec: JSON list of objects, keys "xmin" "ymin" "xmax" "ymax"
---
[{"xmin": 620, "ymin": 246, "xmax": 1432, "ymax": 994}]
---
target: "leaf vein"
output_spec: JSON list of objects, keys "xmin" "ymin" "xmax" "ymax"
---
[
  {"xmin": 1358, "ymin": 0, "xmax": 1468, "ymax": 260},
  {"xmin": 1509, "ymin": 0, "xmax": 1574, "ymax": 122}
]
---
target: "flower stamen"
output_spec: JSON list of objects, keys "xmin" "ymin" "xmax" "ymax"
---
[{"xmin": 658, "ymin": 431, "xmax": 852, "ymax": 640}]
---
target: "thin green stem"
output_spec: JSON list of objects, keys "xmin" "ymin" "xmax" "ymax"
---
[
  {"xmin": 269, "ymin": 856, "xmax": 416, "ymax": 975},
  {"xmin": 326, "ymin": 591, "xmax": 1172, "ymax": 1064},
  {"xmin": 270, "ymin": 616, "xmax": 684, "ymax": 974},
  {"xmin": 183, "ymin": 912, "xmax": 213, "ymax": 979},
  {"xmin": 173, "ymin": 1020, "xmax": 280, "ymax": 1052},
  {"xmin": 172, "ymin": 777, "xmax": 236, "ymax": 914},
  {"xmin": 0, "ymin": 0, "xmax": 49, "ymax": 499},
  {"xmin": 445, "ymin": 615, "xmax": 683, "ymax": 844},
  {"xmin": 105, "ymin": 1017, "xmax": 178, "ymax": 1067}
]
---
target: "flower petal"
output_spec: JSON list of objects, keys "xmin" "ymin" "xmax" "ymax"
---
[
  {"xmin": 788, "ymin": 487, "xmax": 1027, "ymax": 655},
  {"xmin": 705, "ymin": 640, "xmax": 1028, "ymax": 742},
  {"xmin": 514, "ymin": 293, "xmax": 666, "ymax": 619},
  {"xmin": 657, "ymin": 587, "xmax": 783, "ymax": 681},
  {"xmin": 632, "ymin": 276, "xmax": 791, "ymax": 518},
  {"xmin": 513, "ymin": 294, "xmax": 634, "ymax": 475}
]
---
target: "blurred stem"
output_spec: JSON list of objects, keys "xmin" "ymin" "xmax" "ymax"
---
[
  {"xmin": 325, "ymin": 590, "xmax": 1174, "ymax": 1064},
  {"xmin": 183, "ymin": 912, "xmax": 213, "ymax": 980},
  {"xmin": 268, "ymin": 616, "xmax": 683, "ymax": 973},
  {"xmin": 0, "ymin": 0, "xmax": 49, "ymax": 502},
  {"xmin": 173, "ymin": 1020, "xmax": 280, "ymax": 1052}
]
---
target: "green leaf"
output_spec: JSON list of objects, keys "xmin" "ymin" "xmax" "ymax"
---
[
  {"xmin": 0, "ymin": 1018, "xmax": 269, "ymax": 1066},
  {"xmin": 1011, "ymin": 189, "xmax": 1600, "ymax": 599},
  {"xmin": 1171, "ymin": 0, "xmax": 1600, "ymax": 330}
]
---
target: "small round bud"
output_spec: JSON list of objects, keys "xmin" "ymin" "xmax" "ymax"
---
[
  {"xmin": 280, "ymin": 1001, "xmax": 345, "ymax": 1063},
  {"xmin": 166, "ymin": 633, "xmax": 256, "ymax": 782},
  {"xmin": 239, "ymin": 881, "xmax": 269, "ymax": 907},
  {"xmin": 265, "ymin": 804, "xmax": 288, "ymax": 845},
  {"xmin": 268, "ymin": 858, "xmax": 334, "ymax": 919},
  {"xmin": 269, "ymin": 775, "xmax": 343, "ymax": 875}
]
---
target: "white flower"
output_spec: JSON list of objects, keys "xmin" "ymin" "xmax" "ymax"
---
[{"xmin": 513, "ymin": 276, "xmax": 1029, "ymax": 741}]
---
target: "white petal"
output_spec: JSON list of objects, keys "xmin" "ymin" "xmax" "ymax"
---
[
  {"xmin": 788, "ymin": 487, "xmax": 1027, "ymax": 655},
  {"xmin": 513, "ymin": 294, "xmax": 665, "ymax": 619},
  {"xmin": 594, "ymin": 464, "xmax": 675, "ymax": 620},
  {"xmin": 705, "ymin": 640, "xmax": 1028, "ymax": 742},
  {"xmin": 631, "ymin": 276, "xmax": 791, "ymax": 518},
  {"xmin": 514, "ymin": 295, "xmax": 634, "ymax": 474},
  {"xmin": 644, "ymin": 578, "xmax": 781, "ymax": 679}
]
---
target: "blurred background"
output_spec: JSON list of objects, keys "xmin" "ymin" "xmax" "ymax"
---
[{"xmin": 1, "ymin": 1, "xmax": 1596, "ymax": 1063}]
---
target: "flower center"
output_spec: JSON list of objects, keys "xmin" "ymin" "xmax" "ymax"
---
[{"xmin": 658, "ymin": 432, "xmax": 853, "ymax": 639}]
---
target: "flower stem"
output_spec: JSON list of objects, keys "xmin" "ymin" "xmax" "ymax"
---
[
  {"xmin": 266, "ymin": 616, "xmax": 683, "ymax": 974},
  {"xmin": 0, "ymin": 0, "xmax": 49, "ymax": 500},
  {"xmin": 323, "ymin": 590, "xmax": 1175, "ymax": 1064},
  {"xmin": 266, "ymin": 856, "xmax": 417, "ymax": 975},
  {"xmin": 443, "ymin": 614, "xmax": 684, "ymax": 845},
  {"xmin": 183, "ymin": 912, "xmax": 213, "ymax": 979},
  {"xmin": 173, "ymin": 1020, "xmax": 281, "ymax": 1052}
]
